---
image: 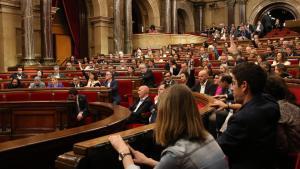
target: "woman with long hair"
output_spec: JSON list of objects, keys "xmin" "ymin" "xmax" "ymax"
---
[{"xmin": 109, "ymin": 84, "xmax": 228, "ymax": 169}]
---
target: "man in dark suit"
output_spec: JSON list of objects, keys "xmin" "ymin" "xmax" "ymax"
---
[
  {"xmin": 70, "ymin": 76, "xmax": 85, "ymax": 88},
  {"xmin": 68, "ymin": 88, "xmax": 90, "ymax": 126},
  {"xmin": 128, "ymin": 85, "xmax": 153, "ymax": 124},
  {"xmin": 10, "ymin": 67, "xmax": 27, "ymax": 80},
  {"xmin": 218, "ymin": 63, "xmax": 280, "ymax": 169},
  {"xmin": 192, "ymin": 70, "xmax": 217, "ymax": 96},
  {"xmin": 139, "ymin": 63, "xmax": 156, "ymax": 88},
  {"xmin": 102, "ymin": 71, "xmax": 121, "ymax": 105}
]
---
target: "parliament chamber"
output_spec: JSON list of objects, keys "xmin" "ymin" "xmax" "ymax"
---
[{"xmin": 0, "ymin": 0, "xmax": 299, "ymax": 169}]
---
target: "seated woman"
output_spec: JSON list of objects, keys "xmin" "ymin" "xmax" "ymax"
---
[
  {"xmin": 272, "ymin": 52, "xmax": 291, "ymax": 66},
  {"xmin": 79, "ymin": 61, "xmax": 100, "ymax": 87},
  {"xmin": 7, "ymin": 78, "xmax": 22, "ymax": 89},
  {"xmin": 264, "ymin": 76, "xmax": 300, "ymax": 168},
  {"xmin": 109, "ymin": 84, "xmax": 228, "ymax": 169},
  {"xmin": 47, "ymin": 77, "xmax": 64, "ymax": 88}
]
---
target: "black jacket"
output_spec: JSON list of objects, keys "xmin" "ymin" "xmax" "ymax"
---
[
  {"xmin": 141, "ymin": 69, "xmax": 156, "ymax": 88},
  {"xmin": 128, "ymin": 96, "xmax": 153, "ymax": 124},
  {"xmin": 192, "ymin": 79, "xmax": 217, "ymax": 96},
  {"xmin": 218, "ymin": 94, "xmax": 280, "ymax": 169}
]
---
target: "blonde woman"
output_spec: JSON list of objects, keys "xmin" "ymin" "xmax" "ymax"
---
[{"xmin": 109, "ymin": 84, "xmax": 228, "ymax": 169}]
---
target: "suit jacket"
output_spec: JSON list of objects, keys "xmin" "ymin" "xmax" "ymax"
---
[
  {"xmin": 128, "ymin": 96, "xmax": 153, "ymax": 124},
  {"xmin": 102, "ymin": 79, "xmax": 121, "ymax": 105},
  {"xmin": 76, "ymin": 94, "xmax": 89, "ymax": 118},
  {"xmin": 141, "ymin": 69, "xmax": 156, "ymax": 88},
  {"xmin": 218, "ymin": 94, "xmax": 280, "ymax": 169},
  {"xmin": 10, "ymin": 73, "xmax": 27, "ymax": 79},
  {"xmin": 70, "ymin": 82, "xmax": 85, "ymax": 88},
  {"xmin": 192, "ymin": 79, "xmax": 217, "ymax": 96}
]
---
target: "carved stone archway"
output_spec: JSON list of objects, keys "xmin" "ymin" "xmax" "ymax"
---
[
  {"xmin": 176, "ymin": 7, "xmax": 195, "ymax": 33},
  {"xmin": 248, "ymin": 0, "xmax": 300, "ymax": 24},
  {"xmin": 133, "ymin": 0, "xmax": 160, "ymax": 31}
]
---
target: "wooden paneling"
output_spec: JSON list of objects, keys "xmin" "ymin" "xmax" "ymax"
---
[{"xmin": 55, "ymin": 35, "xmax": 72, "ymax": 65}]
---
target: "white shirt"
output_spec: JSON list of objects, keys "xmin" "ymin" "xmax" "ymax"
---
[
  {"xmin": 133, "ymin": 96, "xmax": 148, "ymax": 113},
  {"xmin": 200, "ymin": 80, "xmax": 208, "ymax": 94}
]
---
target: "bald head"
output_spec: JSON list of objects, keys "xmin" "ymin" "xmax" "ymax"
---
[
  {"xmin": 138, "ymin": 85, "xmax": 149, "ymax": 99},
  {"xmin": 198, "ymin": 70, "xmax": 209, "ymax": 84}
]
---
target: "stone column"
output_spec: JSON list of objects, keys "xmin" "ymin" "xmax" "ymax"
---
[
  {"xmin": 113, "ymin": 0, "xmax": 122, "ymax": 53},
  {"xmin": 124, "ymin": 0, "xmax": 133, "ymax": 54},
  {"xmin": 165, "ymin": 0, "xmax": 171, "ymax": 33},
  {"xmin": 239, "ymin": 0, "xmax": 247, "ymax": 24},
  {"xmin": 227, "ymin": 0, "xmax": 236, "ymax": 26},
  {"xmin": 171, "ymin": 0, "xmax": 177, "ymax": 34},
  {"xmin": 41, "ymin": 0, "xmax": 54, "ymax": 65},
  {"xmin": 194, "ymin": 3, "xmax": 205, "ymax": 33},
  {"xmin": 21, "ymin": 0, "xmax": 39, "ymax": 66}
]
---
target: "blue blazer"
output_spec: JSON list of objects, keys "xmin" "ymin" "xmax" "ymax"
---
[{"xmin": 102, "ymin": 79, "xmax": 121, "ymax": 105}]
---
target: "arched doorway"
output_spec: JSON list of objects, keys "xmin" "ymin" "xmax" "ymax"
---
[
  {"xmin": 254, "ymin": 2, "xmax": 297, "ymax": 24},
  {"xmin": 177, "ymin": 9, "xmax": 186, "ymax": 34},
  {"xmin": 132, "ymin": 0, "xmax": 147, "ymax": 34},
  {"xmin": 132, "ymin": 0, "xmax": 160, "ymax": 34}
]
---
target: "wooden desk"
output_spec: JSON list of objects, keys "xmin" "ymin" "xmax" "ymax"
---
[{"xmin": 0, "ymin": 102, "xmax": 130, "ymax": 169}]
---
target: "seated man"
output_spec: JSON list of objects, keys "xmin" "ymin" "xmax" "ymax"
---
[
  {"xmin": 101, "ymin": 71, "xmax": 121, "ymax": 105},
  {"xmin": 65, "ymin": 61, "xmax": 77, "ymax": 71},
  {"xmin": 67, "ymin": 88, "xmax": 90, "ymax": 126},
  {"xmin": 10, "ymin": 67, "xmax": 27, "ymax": 80},
  {"xmin": 139, "ymin": 63, "xmax": 156, "ymax": 88},
  {"xmin": 48, "ymin": 65, "xmax": 65, "ymax": 79},
  {"xmin": 128, "ymin": 85, "xmax": 153, "ymax": 124},
  {"xmin": 70, "ymin": 76, "xmax": 85, "ymax": 88},
  {"xmin": 28, "ymin": 76, "xmax": 46, "ymax": 88},
  {"xmin": 162, "ymin": 71, "xmax": 176, "ymax": 86},
  {"xmin": 192, "ymin": 70, "xmax": 217, "ymax": 96}
]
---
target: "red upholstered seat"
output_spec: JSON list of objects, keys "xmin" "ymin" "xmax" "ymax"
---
[
  {"xmin": 288, "ymin": 69, "xmax": 299, "ymax": 79},
  {"xmin": 289, "ymin": 59, "xmax": 299, "ymax": 65},
  {"xmin": 53, "ymin": 92, "xmax": 69, "ymax": 100},
  {"xmin": 289, "ymin": 86, "xmax": 300, "ymax": 105},
  {"xmin": 30, "ymin": 92, "xmax": 53, "ymax": 101},
  {"xmin": 79, "ymin": 91, "xmax": 98, "ymax": 102},
  {"xmin": 5, "ymin": 93, "xmax": 29, "ymax": 101},
  {"xmin": 118, "ymin": 79, "xmax": 134, "ymax": 107},
  {"xmin": 125, "ymin": 123, "xmax": 144, "ymax": 129},
  {"xmin": 197, "ymin": 102, "xmax": 206, "ymax": 109},
  {"xmin": 152, "ymin": 71, "xmax": 163, "ymax": 86}
]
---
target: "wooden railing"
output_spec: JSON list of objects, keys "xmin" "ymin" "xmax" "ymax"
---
[
  {"xmin": 55, "ymin": 93, "xmax": 215, "ymax": 169},
  {"xmin": 0, "ymin": 102, "xmax": 131, "ymax": 169}
]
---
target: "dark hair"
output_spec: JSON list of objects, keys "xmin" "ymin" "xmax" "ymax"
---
[
  {"xmin": 276, "ymin": 63, "xmax": 287, "ymax": 73},
  {"xmin": 68, "ymin": 88, "xmax": 78, "ymax": 95},
  {"xmin": 89, "ymin": 71, "xmax": 98, "ymax": 80},
  {"xmin": 150, "ymin": 25, "xmax": 155, "ymax": 30},
  {"xmin": 220, "ymin": 74, "xmax": 232, "ymax": 84},
  {"xmin": 232, "ymin": 62, "xmax": 267, "ymax": 94},
  {"xmin": 265, "ymin": 75, "xmax": 296, "ymax": 105},
  {"xmin": 9, "ymin": 78, "xmax": 21, "ymax": 88},
  {"xmin": 260, "ymin": 61, "xmax": 272, "ymax": 74}
]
